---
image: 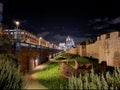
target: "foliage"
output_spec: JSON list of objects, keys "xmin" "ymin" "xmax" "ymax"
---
[
  {"xmin": 37, "ymin": 56, "xmax": 96, "ymax": 89},
  {"xmin": 65, "ymin": 68, "xmax": 120, "ymax": 90},
  {"xmin": 0, "ymin": 54, "xmax": 25, "ymax": 89},
  {"xmin": 55, "ymin": 52, "xmax": 81, "ymax": 60},
  {"xmin": 64, "ymin": 53, "xmax": 80, "ymax": 59},
  {"xmin": 38, "ymin": 52, "xmax": 120, "ymax": 89},
  {"xmin": 54, "ymin": 52, "xmax": 66, "ymax": 60}
]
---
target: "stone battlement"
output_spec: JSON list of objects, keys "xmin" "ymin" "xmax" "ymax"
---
[
  {"xmin": 67, "ymin": 31, "xmax": 120, "ymax": 67},
  {"xmin": 97, "ymin": 31, "xmax": 120, "ymax": 40}
]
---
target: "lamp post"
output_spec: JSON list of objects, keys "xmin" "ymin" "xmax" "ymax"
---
[
  {"xmin": 14, "ymin": 21, "xmax": 21, "ymax": 51},
  {"xmin": 39, "ymin": 37, "xmax": 42, "ymax": 63},
  {"xmin": 15, "ymin": 21, "xmax": 20, "ymax": 40}
]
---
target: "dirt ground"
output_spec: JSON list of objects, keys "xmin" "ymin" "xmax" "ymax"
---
[{"xmin": 24, "ymin": 60, "xmax": 51, "ymax": 89}]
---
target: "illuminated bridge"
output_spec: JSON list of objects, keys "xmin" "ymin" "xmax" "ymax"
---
[
  {"xmin": 14, "ymin": 41, "xmax": 60, "ymax": 73},
  {"xmin": 1, "ymin": 28, "xmax": 61, "ymax": 73}
]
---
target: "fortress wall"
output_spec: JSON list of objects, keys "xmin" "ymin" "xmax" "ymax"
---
[
  {"xmin": 86, "ymin": 41, "xmax": 99, "ymax": 59},
  {"xmin": 66, "ymin": 47, "xmax": 77, "ymax": 54},
  {"xmin": 76, "ymin": 45, "xmax": 83, "ymax": 56},
  {"xmin": 67, "ymin": 31, "xmax": 120, "ymax": 67},
  {"xmin": 108, "ymin": 31, "xmax": 120, "ymax": 66}
]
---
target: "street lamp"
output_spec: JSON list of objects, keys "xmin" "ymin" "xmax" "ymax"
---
[
  {"xmin": 14, "ymin": 21, "xmax": 21, "ymax": 51},
  {"xmin": 14, "ymin": 21, "xmax": 20, "ymax": 40}
]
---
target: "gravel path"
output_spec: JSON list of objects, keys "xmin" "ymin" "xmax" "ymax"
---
[{"xmin": 24, "ymin": 60, "xmax": 51, "ymax": 89}]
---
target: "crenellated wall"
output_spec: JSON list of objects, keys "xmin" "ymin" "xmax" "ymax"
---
[
  {"xmin": 66, "ymin": 31, "xmax": 120, "ymax": 67},
  {"xmin": 66, "ymin": 47, "xmax": 77, "ymax": 54}
]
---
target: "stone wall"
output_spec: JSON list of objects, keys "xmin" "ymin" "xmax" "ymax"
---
[
  {"xmin": 66, "ymin": 47, "xmax": 77, "ymax": 54},
  {"xmin": 66, "ymin": 31, "xmax": 120, "ymax": 67},
  {"xmin": 86, "ymin": 41, "xmax": 99, "ymax": 59}
]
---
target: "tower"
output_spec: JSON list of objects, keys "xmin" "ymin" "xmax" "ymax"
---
[{"xmin": 66, "ymin": 35, "xmax": 75, "ymax": 50}]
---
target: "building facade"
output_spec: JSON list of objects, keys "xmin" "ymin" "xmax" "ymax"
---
[
  {"xmin": 59, "ymin": 36, "xmax": 75, "ymax": 50},
  {"xmin": 66, "ymin": 36, "xmax": 75, "ymax": 50},
  {"xmin": 5, "ymin": 29, "xmax": 39, "ymax": 45},
  {"xmin": 58, "ymin": 43, "xmax": 66, "ymax": 50},
  {"xmin": 3, "ymin": 29, "xmax": 59, "ymax": 49}
]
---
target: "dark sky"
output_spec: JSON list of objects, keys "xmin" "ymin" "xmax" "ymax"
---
[{"xmin": 1, "ymin": 0, "xmax": 120, "ymax": 44}]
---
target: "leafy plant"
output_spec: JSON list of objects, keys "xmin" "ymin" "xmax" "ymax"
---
[
  {"xmin": 38, "ymin": 52, "xmax": 120, "ymax": 89},
  {"xmin": 65, "ymin": 68, "xmax": 120, "ymax": 90},
  {"xmin": 0, "ymin": 54, "xmax": 25, "ymax": 89}
]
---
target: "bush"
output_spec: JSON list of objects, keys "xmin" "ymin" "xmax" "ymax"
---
[
  {"xmin": 0, "ymin": 54, "xmax": 25, "ymax": 89},
  {"xmin": 63, "ymin": 68, "xmax": 120, "ymax": 89},
  {"xmin": 38, "ymin": 55, "xmax": 120, "ymax": 89}
]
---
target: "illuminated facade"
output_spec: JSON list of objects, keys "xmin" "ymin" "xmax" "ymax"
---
[
  {"xmin": 66, "ymin": 36, "xmax": 75, "ymax": 50},
  {"xmin": 59, "ymin": 43, "xmax": 66, "ymax": 50},
  {"xmin": 4, "ymin": 29, "xmax": 58, "ymax": 49},
  {"xmin": 59, "ymin": 36, "xmax": 75, "ymax": 50},
  {"xmin": 5, "ymin": 29, "xmax": 39, "ymax": 45}
]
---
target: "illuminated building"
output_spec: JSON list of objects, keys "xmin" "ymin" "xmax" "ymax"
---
[
  {"xmin": 58, "ymin": 36, "xmax": 75, "ymax": 50},
  {"xmin": 66, "ymin": 36, "xmax": 75, "ymax": 50},
  {"xmin": 5, "ymin": 29, "xmax": 39, "ymax": 45}
]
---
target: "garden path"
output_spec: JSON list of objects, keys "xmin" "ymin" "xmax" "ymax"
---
[{"xmin": 24, "ymin": 59, "xmax": 54, "ymax": 89}]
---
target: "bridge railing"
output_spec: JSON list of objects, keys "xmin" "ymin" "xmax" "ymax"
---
[{"xmin": 14, "ymin": 40, "xmax": 59, "ymax": 52}]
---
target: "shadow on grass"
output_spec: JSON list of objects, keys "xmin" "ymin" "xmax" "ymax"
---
[{"xmin": 83, "ymin": 56, "xmax": 99, "ymax": 64}]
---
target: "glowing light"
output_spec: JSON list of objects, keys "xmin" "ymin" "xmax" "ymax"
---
[
  {"xmin": 39, "ymin": 37, "xmax": 42, "ymax": 40},
  {"xmin": 14, "ymin": 21, "xmax": 20, "ymax": 27}
]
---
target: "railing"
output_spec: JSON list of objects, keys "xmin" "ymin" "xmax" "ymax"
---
[{"xmin": 14, "ymin": 41, "xmax": 58, "ymax": 52}]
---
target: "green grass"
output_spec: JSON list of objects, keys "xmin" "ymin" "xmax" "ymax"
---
[
  {"xmin": 37, "ymin": 53, "xmax": 119, "ymax": 89},
  {"xmin": 38, "ymin": 53, "xmax": 92, "ymax": 89},
  {"xmin": 38, "ymin": 62, "xmax": 68, "ymax": 89}
]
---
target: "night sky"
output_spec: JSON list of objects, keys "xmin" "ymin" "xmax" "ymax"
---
[{"xmin": 1, "ymin": 0, "xmax": 120, "ymax": 44}]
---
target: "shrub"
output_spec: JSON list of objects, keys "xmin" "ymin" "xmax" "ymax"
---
[
  {"xmin": 63, "ymin": 68, "xmax": 120, "ymax": 89},
  {"xmin": 0, "ymin": 54, "xmax": 25, "ymax": 89}
]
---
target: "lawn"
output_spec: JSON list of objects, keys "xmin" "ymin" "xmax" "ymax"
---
[
  {"xmin": 38, "ymin": 62, "xmax": 68, "ymax": 89},
  {"xmin": 37, "ymin": 52, "xmax": 93, "ymax": 89},
  {"xmin": 37, "ymin": 52, "xmax": 120, "ymax": 89}
]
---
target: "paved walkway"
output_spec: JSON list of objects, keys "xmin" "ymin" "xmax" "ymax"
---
[{"xmin": 24, "ymin": 60, "xmax": 52, "ymax": 89}]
